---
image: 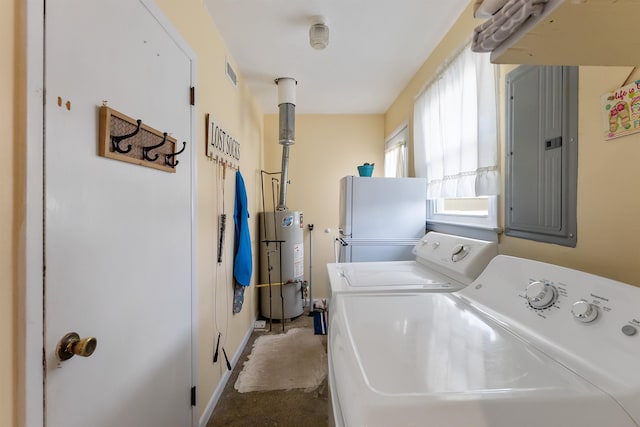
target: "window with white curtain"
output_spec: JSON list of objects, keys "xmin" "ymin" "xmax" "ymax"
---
[
  {"xmin": 384, "ymin": 122, "xmax": 408, "ymax": 178},
  {"xmin": 413, "ymin": 43, "xmax": 499, "ymax": 233}
]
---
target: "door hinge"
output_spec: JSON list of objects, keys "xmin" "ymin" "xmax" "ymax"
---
[
  {"xmin": 191, "ymin": 386, "xmax": 196, "ymax": 406},
  {"xmin": 190, "ymin": 87, "xmax": 195, "ymax": 106}
]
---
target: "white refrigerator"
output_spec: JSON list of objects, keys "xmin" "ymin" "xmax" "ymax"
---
[{"xmin": 338, "ymin": 176, "xmax": 427, "ymax": 262}]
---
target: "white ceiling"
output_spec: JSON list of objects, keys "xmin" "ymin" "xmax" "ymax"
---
[{"xmin": 204, "ymin": 0, "xmax": 470, "ymax": 114}]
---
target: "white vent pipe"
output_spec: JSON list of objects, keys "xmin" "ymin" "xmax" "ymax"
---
[{"xmin": 275, "ymin": 77, "xmax": 296, "ymax": 210}]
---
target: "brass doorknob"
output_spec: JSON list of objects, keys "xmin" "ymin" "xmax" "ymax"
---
[{"xmin": 56, "ymin": 332, "xmax": 97, "ymax": 361}]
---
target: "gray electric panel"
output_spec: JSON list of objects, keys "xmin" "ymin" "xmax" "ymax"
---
[{"xmin": 505, "ymin": 65, "xmax": 578, "ymax": 247}]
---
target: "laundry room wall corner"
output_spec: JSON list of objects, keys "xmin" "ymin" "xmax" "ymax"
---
[{"xmin": 156, "ymin": 0, "xmax": 264, "ymax": 421}]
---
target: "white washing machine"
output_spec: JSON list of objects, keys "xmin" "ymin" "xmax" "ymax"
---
[
  {"xmin": 326, "ymin": 232, "xmax": 498, "ymax": 299},
  {"xmin": 328, "ymin": 255, "xmax": 640, "ymax": 426}
]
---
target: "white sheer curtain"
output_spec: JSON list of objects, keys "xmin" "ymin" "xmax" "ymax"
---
[
  {"xmin": 384, "ymin": 123, "xmax": 408, "ymax": 178},
  {"xmin": 384, "ymin": 142, "xmax": 406, "ymax": 177},
  {"xmin": 414, "ymin": 44, "xmax": 500, "ymax": 199}
]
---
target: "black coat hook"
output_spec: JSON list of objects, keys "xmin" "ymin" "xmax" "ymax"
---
[
  {"xmin": 165, "ymin": 141, "xmax": 187, "ymax": 168},
  {"xmin": 142, "ymin": 132, "xmax": 167, "ymax": 162},
  {"xmin": 111, "ymin": 119, "xmax": 142, "ymax": 154}
]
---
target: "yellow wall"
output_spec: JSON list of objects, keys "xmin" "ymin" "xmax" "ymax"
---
[
  {"xmin": 386, "ymin": 2, "xmax": 640, "ymax": 286},
  {"xmin": 2, "ymin": 0, "xmax": 17, "ymax": 425},
  {"xmin": 155, "ymin": 0, "xmax": 264, "ymax": 420},
  {"xmin": 264, "ymin": 114, "xmax": 385, "ymax": 297}
]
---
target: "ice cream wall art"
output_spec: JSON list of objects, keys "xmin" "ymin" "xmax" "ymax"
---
[{"xmin": 602, "ymin": 80, "xmax": 640, "ymax": 140}]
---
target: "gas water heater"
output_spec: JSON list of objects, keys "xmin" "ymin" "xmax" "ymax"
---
[
  {"xmin": 259, "ymin": 77, "xmax": 305, "ymax": 319},
  {"xmin": 259, "ymin": 210, "xmax": 304, "ymax": 319}
]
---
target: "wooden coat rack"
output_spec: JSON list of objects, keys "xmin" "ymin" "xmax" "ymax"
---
[{"xmin": 99, "ymin": 105, "xmax": 186, "ymax": 173}]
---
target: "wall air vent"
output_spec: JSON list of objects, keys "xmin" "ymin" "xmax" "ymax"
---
[{"xmin": 226, "ymin": 59, "xmax": 237, "ymax": 87}]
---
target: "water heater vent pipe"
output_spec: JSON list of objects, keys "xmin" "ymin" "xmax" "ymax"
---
[{"xmin": 275, "ymin": 77, "xmax": 296, "ymax": 210}]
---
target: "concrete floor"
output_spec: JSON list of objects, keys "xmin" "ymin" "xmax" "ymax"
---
[{"xmin": 206, "ymin": 310, "xmax": 329, "ymax": 427}]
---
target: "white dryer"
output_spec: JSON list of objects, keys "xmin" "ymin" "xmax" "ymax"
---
[
  {"xmin": 327, "ymin": 232, "xmax": 498, "ymax": 299},
  {"xmin": 328, "ymin": 255, "xmax": 640, "ymax": 426}
]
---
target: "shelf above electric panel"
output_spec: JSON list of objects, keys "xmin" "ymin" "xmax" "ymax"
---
[{"xmin": 490, "ymin": 0, "xmax": 640, "ymax": 66}]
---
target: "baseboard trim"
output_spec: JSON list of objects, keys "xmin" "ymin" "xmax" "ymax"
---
[{"xmin": 199, "ymin": 318, "xmax": 255, "ymax": 427}]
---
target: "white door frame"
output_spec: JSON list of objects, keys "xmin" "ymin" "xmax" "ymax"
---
[{"xmin": 22, "ymin": 2, "xmax": 199, "ymax": 426}]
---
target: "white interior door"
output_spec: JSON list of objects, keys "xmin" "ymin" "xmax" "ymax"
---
[{"xmin": 44, "ymin": 1, "xmax": 194, "ymax": 426}]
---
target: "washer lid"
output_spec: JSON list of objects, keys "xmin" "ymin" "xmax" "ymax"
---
[
  {"xmin": 330, "ymin": 292, "xmax": 636, "ymax": 427},
  {"xmin": 337, "ymin": 261, "xmax": 456, "ymax": 289}
]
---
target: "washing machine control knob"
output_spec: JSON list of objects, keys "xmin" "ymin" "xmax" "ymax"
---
[
  {"xmin": 525, "ymin": 281, "xmax": 558, "ymax": 309},
  {"xmin": 571, "ymin": 300, "xmax": 598, "ymax": 323},
  {"xmin": 451, "ymin": 244, "xmax": 469, "ymax": 262}
]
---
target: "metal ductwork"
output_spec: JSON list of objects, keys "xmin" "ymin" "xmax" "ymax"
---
[{"xmin": 275, "ymin": 77, "xmax": 296, "ymax": 210}]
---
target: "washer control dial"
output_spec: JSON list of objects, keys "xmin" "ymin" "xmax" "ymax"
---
[
  {"xmin": 571, "ymin": 300, "xmax": 598, "ymax": 323},
  {"xmin": 451, "ymin": 244, "xmax": 469, "ymax": 262},
  {"xmin": 525, "ymin": 281, "xmax": 558, "ymax": 309}
]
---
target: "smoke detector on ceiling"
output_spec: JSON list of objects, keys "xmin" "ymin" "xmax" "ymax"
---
[{"xmin": 309, "ymin": 20, "xmax": 329, "ymax": 50}]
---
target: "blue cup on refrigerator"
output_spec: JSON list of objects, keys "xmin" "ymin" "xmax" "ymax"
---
[{"xmin": 357, "ymin": 163, "xmax": 374, "ymax": 177}]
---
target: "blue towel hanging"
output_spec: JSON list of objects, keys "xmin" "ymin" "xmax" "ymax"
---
[{"xmin": 233, "ymin": 170, "xmax": 252, "ymax": 287}]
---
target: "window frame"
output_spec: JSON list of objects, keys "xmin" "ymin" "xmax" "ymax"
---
[{"xmin": 427, "ymin": 196, "xmax": 499, "ymax": 239}]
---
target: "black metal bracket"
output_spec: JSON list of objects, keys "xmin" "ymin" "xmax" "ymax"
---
[
  {"xmin": 111, "ymin": 119, "xmax": 142, "ymax": 154},
  {"xmin": 142, "ymin": 132, "xmax": 167, "ymax": 161},
  {"xmin": 165, "ymin": 141, "xmax": 186, "ymax": 168}
]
